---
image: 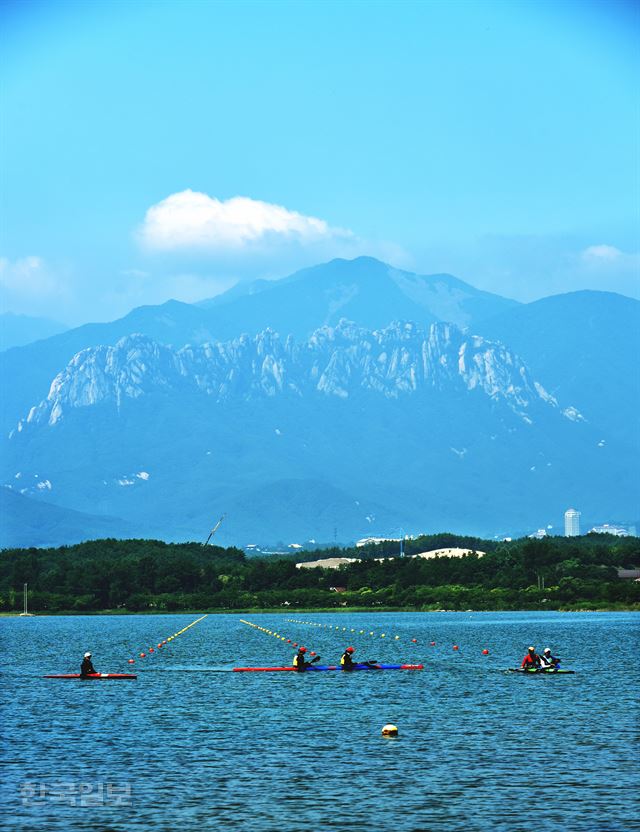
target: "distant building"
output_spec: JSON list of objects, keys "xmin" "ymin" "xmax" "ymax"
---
[
  {"xmin": 355, "ymin": 536, "xmax": 401, "ymax": 547},
  {"xmin": 296, "ymin": 557, "xmax": 359, "ymax": 570},
  {"xmin": 590, "ymin": 524, "xmax": 629, "ymax": 537},
  {"xmin": 564, "ymin": 508, "xmax": 581, "ymax": 537},
  {"xmin": 528, "ymin": 529, "xmax": 548, "ymax": 539},
  {"xmin": 411, "ymin": 548, "xmax": 485, "ymax": 560},
  {"xmin": 617, "ymin": 568, "xmax": 640, "ymax": 580}
]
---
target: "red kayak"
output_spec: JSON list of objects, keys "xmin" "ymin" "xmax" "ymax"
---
[{"xmin": 44, "ymin": 673, "xmax": 137, "ymax": 680}]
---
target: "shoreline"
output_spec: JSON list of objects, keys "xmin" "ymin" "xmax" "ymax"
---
[{"xmin": 2, "ymin": 604, "xmax": 638, "ymax": 616}]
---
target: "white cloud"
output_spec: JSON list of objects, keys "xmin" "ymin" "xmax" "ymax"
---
[
  {"xmin": 581, "ymin": 244, "xmax": 623, "ymax": 262},
  {"xmin": 139, "ymin": 190, "xmax": 353, "ymax": 252}
]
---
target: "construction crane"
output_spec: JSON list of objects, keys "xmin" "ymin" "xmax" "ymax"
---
[{"xmin": 203, "ymin": 514, "xmax": 226, "ymax": 547}]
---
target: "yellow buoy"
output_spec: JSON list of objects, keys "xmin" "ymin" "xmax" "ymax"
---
[{"xmin": 381, "ymin": 724, "xmax": 398, "ymax": 737}]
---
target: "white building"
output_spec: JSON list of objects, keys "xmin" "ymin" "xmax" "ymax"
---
[
  {"xmin": 355, "ymin": 536, "xmax": 401, "ymax": 547},
  {"xmin": 528, "ymin": 529, "xmax": 548, "ymax": 539},
  {"xmin": 411, "ymin": 548, "xmax": 485, "ymax": 560},
  {"xmin": 590, "ymin": 524, "xmax": 629, "ymax": 537},
  {"xmin": 564, "ymin": 508, "xmax": 581, "ymax": 537}
]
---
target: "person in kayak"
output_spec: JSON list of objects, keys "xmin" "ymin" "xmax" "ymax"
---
[
  {"xmin": 539, "ymin": 647, "xmax": 560, "ymax": 669},
  {"xmin": 340, "ymin": 646, "xmax": 356, "ymax": 671},
  {"xmin": 520, "ymin": 646, "xmax": 541, "ymax": 669},
  {"xmin": 293, "ymin": 647, "xmax": 310, "ymax": 671},
  {"xmin": 80, "ymin": 652, "xmax": 97, "ymax": 676}
]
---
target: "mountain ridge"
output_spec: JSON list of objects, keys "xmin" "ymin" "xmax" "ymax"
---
[
  {"xmin": 0, "ymin": 256, "xmax": 516, "ymax": 435},
  {"xmin": 4, "ymin": 317, "xmax": 635, "ymax": 544}
]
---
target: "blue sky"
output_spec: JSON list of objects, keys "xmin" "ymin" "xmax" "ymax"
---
[{"xmin": 1, "ymin": 0, "xmax": 638, "ymax": 324}]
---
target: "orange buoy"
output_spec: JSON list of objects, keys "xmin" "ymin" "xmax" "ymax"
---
[
  {"xmin": 128, "ymin": 659, "xmax": 135, "ymax": 664},
  {"xmin": 453, "ymin": 645, "xmax": 459, "ymax": 651},
  {"xmin": 482, "ymin": 649, "xmax": 489, "ymax": 655},
  {"xmin": 140, "ymin": 652, "xmax": 146, "ymax": 658}
]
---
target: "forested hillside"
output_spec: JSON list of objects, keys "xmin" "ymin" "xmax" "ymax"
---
[{"xmin": 1, "ymin": 534, "xmax": 638, "ymax": 612}]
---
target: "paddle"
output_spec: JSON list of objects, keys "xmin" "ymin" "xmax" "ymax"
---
[{"xmin": 298, "ymin": 655, "xmax": 321, "ymax": 669}]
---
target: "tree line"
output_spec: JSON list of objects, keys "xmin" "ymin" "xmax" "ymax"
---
[{"xmin": 0, "ymin": 533, "xmax": 638, "ymax": 613}]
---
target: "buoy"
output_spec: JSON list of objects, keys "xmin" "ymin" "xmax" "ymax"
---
[
  {"xmin": 310, "ymin": 651, "xmax": 316, "ymax": 656},
  {"xmin": 149, "ymin": 648, "xmax": 154, "ymax": 653},
  {"xmin": 140, "ymin": 652, "xmax": 146, "ymax": 658},
  {"xmin": 292, "ymin": 643, "xmax": 298, "ymax": 647},
  {"xmin": 482, "ymin": 649, "xmax": 489, "ymax": 655},
  {"xmin": 157, "ymin": 643, "xmax": 163, "ymax": 648},
  {"xmin": 453, "ymin": 645, "xmax": 459, "ymax": 651},
  {"xmin": 381, "ymin": 724, "xmax": 398, "ymax": 737},
  {"xmin": 411, "ymin": 639, "xmax": 417, "ymax": 643},
  {"xmin": 128, "ymin": 659, "xmax": 135, "ymax": 664}
]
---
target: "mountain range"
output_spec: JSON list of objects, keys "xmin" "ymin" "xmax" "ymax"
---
[{"xmin": 1, "ymin": 257, "xmax": 638, "ymax": 546}]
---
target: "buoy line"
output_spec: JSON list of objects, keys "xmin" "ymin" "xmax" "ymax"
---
[
  {"xmin": 239, "ymin": 619, "xmax": 319, "ymax": 655},
  {"xmin": 284, "ymin": 619, "xmax": 490, "ymax": 655},
  {"xmin": 128, "ymin": 614, "xmax": 208, "ymax": 664},
  {"xmin": 284, "ymin": 618, "xmax": 418, "ymax": 644}
]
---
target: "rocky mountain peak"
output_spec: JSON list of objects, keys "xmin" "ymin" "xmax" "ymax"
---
[{"xmin": 12, "ymin": 321, "xmax": 578, "ymax": 435}]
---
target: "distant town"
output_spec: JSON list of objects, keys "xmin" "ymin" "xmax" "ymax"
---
[{"xmin": 241, "ymin": 508, "xmax": 637, "ymax": 558}]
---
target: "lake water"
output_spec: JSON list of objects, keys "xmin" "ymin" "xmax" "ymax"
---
[{"xmin": 1, "ymin": 611, "xmax": 638, "ymax": 832}]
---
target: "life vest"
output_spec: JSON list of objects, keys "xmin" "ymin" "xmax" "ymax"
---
[
  {"xmin": 521, "ymin": 652, "xmax": 540, "ymax": 668},
  {"xmin": 80, "ymin": 658, "xmax": 96, "ymax": 675},
  {"xmin": 340, "ymin": 652, "xmax": 354, "ymax": 668}
]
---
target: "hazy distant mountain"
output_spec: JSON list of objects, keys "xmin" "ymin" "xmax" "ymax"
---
[
  {"xmin": 0, "ymin": 257, "xmax": 516, "ymax": 435},
  {"xmin": 4, "ymin": 320, "xmax": 634, "ymax": 544},
  {"xmin": 0, "ymin": 312, "xmax": 67, "ymax": 351},
  {"xmin": 2, "ymin": 259, "xmax": 637, "ymax": 546},
  {"xmin": 197, "ymin": 256, "xmax": 519, "ymax": 336},
  {"xmin": 0, "ymin": 487, "xmax": 133, "ymax": 548},
  {"xmin": 481, "ymin": 291, "xmax": 640, "ymax": 448}
]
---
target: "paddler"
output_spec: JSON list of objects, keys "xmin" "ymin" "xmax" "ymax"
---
[
  {"xmin": 340, "ymin": 646, "xmax": 356, "ymax": 671},
  {"xmin": 293, "ymin": 646, "xmax": 310, "ymax": 671},
  {"xmin": 520, "ymin": 646, "xmax": 541, "ymax": 670},
  {"xmin": 539, "ymin": 647, "xmax": 560, "ymax": 669},
  {"xmin": 80, "ymin": 652, "xmax": 97, "ymax": 676}
]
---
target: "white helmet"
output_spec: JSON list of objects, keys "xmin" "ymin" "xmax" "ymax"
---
[
  {"xmin": 84, "ymin": 652, "xmax": 92, "ymax": 658},
  {"xmin": 543, "ymin": 648, "xmax": 551, "ymax": 654}
]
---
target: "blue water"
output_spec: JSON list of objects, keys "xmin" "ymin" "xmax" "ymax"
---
[{"xmin": 1, "ymin": 611, "xmax": 638, "ymax": 832}]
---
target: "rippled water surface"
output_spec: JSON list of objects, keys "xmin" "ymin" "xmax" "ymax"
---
[{"xmin": 1, "ymin": 611, "xmax": 638, "ymax": 832}]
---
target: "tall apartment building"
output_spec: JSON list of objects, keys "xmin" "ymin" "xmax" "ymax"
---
[{"xmin": 564, "ymin": 508, "xmax": 581, "ymax": 537}]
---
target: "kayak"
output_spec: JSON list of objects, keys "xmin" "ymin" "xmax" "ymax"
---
[
  {"xmin": 232, "ymin": 663, "xmax": 423, "ymax": 672},
  {"xmin": 44, "ymin": 673, "xmax": 137, "ymax": 680},
  {"xmin": 507, "ymin": 668, "xmax": 575, "ymax": 675}
]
